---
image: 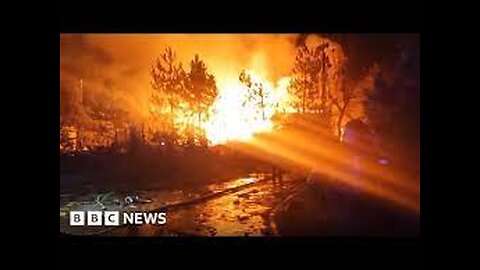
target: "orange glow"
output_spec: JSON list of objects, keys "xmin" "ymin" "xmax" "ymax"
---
[
  {"xmin": 60, "ymin": 34, "xmax": 420, "ymax": 218},
  {"xmin": 231, "ymin": 130, "xmax": 420, "ymax": 212},
  {"xmin": 203, "ymin": 70, "xmax": 293, "ymax": 145}
]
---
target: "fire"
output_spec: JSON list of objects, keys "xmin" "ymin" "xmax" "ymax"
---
[{"xmin": 203, "ymin": 70, "xmax": 293, "ymax": 145}]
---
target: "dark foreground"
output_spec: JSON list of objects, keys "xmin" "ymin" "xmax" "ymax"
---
[
  {"xmin": 274, "ymin": 182, "xmax": 419, "ymax": 236},
  {"xmin": 61, "ymin": 172, "xmax": 419, "ymax": 237}
]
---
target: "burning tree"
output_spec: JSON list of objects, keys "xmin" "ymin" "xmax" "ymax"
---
[
  {"xmin": 330, "ymin": 63, "xmax": 380, "ymax": 138},
  {"xmin": 186, "ymin": 54, "xmax": 217, "ymax": 136},
  {"xmin": 289, "ymin": 37, "xmax": 351, "ymax": 134},
  {"xmin": 289, "ymin": 44, "xmax": 323, "ymax": 114},
  {"xmin": 60, "ymin": 77, "xmax": 133, "ymax": 153},
  {"xmin": 151, "ymin": 47, "xmax": 187, "ymax": 134},
  {"xmin": 239, "ymin": 70, "xmax": 269, "ymax": 121},
  {"xmin": 286, "ymin": 36, "xmax": 382, "ymax": 139},
  {"xmin": 151, "ymin": 49, "xmax": 218, "ymax": 144}
]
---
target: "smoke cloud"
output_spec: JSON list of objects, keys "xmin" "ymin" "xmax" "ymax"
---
[{"xmin": 60, "ymin": 34, "xmax": 300, "ymax": 122}]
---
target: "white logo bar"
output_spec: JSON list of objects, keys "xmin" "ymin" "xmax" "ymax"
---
[{"xmin": 69, "ymin": 211, "xmax": 167, "ymax": 226}]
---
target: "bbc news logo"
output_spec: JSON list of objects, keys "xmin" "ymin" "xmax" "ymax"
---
[{"xmin": 69, "ymin": 211, "xmax": 167, "ymax": 226}]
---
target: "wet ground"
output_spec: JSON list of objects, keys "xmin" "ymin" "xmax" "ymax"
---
[
  {"xmin": 60, "ymin": 174, "xmax": 301, "ymax": 236},
  {"xmin": 103, "ymin": 177, "xmax": 299, "ymax": 236},
  {"xmin": 60, "ymin": 173, "xmax": 419, "ymax": 237}
]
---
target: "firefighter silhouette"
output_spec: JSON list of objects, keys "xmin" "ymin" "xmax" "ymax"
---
[{"xmin": 271, "ymin": 164, "xmax": 284, "ymax": 184}]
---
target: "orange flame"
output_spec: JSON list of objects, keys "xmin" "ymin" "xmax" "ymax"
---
[{"xmin": 203, "ymin": 71, "xmax": 293, "ymax": 145}]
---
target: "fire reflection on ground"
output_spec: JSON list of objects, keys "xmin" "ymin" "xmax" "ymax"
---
[{"xmin": 104, "ymin": 176, "xmax": 298, "ymax": 236}]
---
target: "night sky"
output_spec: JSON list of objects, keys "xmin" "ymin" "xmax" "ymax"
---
[{"xmin": 320, "ymin": 33, "xmax": 419, "ymax": 80}]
